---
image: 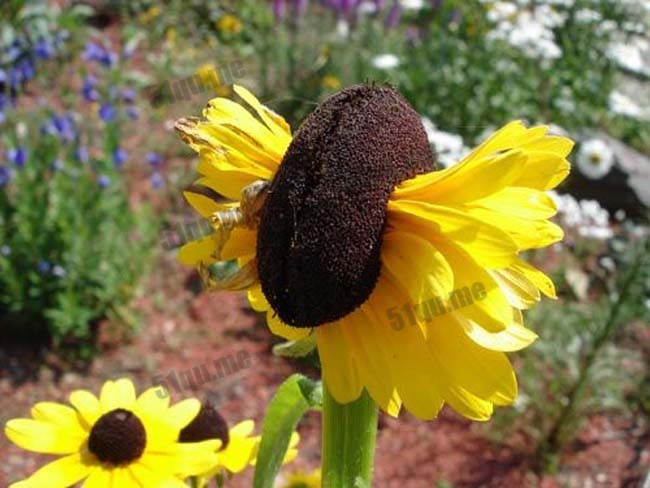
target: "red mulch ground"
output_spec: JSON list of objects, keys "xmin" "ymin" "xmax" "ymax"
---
[{"xmin": 1, "ymin": 252, "xmax": 648, "ymax": 487}]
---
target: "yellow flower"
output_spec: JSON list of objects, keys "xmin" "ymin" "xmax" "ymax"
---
[
  {"xmin": 138, "ymin": 5, "xmax": 161, "ymax": 24},
  {"xmin": 4, "ymin": 378, "xmax": 220, "ymax": 488},
  {"xmin": 178, "ymin": 402, "xmax": 299, "ymax": 487},
  {"xmin": 280, "ymin": 468, "xmax": 321, "ymax": 488},
  {"xmin": 175, "ymin": 84, "xmax": 572, "ymax": 421},
  {"xmin": 217, "ymin": 14, "xmax": 242, "ymax": 35},
  {"xmin": 321, "ymin": 74, "xmax": 341, "ymax": 90}
]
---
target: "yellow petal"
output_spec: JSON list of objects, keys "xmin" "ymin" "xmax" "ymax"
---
[
  {"xmin": 266, "ymin": 312, "xmax": 312, "ymax": 341},
  {"xmin": 247, "ymin": 285, "xmax": 270, "ymax": 312},
  {"xmin": 388, "ymin": 199, "xmax": 518, "ymax": 269},
  {"xmin": 31, "ymin": 402, "xmax": 87, "ymax": 434},
  {"xmin": 457, "ymin": 314, "xmax": 538, "ymax": 352},
  {"xmin": 221, "ymin": 227, "xmax": 257, "ymax": 261},
  {"xmin": 341, "ymin": 309, "xmax": 402, "ymax": 417},
  {"xmin": 382, "ymin": 230, "xmax": 454, "ymax": 304},
  {"xmin": 361, "ymin": 276, "xmax": 445, "ymax": 420},
  {"xmin": 9, "ymin": 453, "xmax": 91, "ymax": 488},
  {"xmin": 316, "ymin": 322, "xmax": 363, "ymax": 404},
  {"xmin": 489, "ymin": 267, "xmax": 541, "ymax": 309},
  {"xmin": 5, "ymin": 419, "xmax": 86, "ymax": 454},
  {"xmin": 167, "ymin": 398, "xmax": 201, "ymax": 430},
  {"xmin": 473, "ymin": 187, "xmax": 558, "ymax": 220},
  {"xmin": 69, "ymin": 390, "xmax": 102, "ymax": 427},
  {"xmin": 428, "ymin": 315, "xmax": 518, "ymax": 407},
  {"xmin": 512, "ymin": 259, "xmax": 557, "ymax": 298},
  {"xmin": 178, "ymin": 237, "xmax": 218, "ymax": 266},
  {"xmin": 99, "ymin": 378, "xmax": 136, "ymax": 412}
]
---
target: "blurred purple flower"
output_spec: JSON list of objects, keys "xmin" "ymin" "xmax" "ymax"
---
[
  {"xmin": 273, "ymin": 0, "xmax": 285, "ymax": 21},
  {"xmin": 45, "ymin": 113, "xmax": 76, "ymax": 143},
  {"xmin": 0, "ymin": 166, "xmax": 10, "ymax": 187},
  {"xmin": 122, "ymin": 88, "xmax": 136, "ymax": 104},
  {"xmin": 97, "ymin": 174, "xmax": 110, "ymax": 188},
  {"xmin": 385, "ymin": 2, "xmax": 401, "ymax": 28},
  {"xmin": 82, "ymin": 75, "xmax": 99, "ymax": 102},
  {"xmin": 113, "ymin": 147, "xmax": 128, "ymax": 167},
  {"xmin": 75, "ymin": 146, "xmax": 90, "ymax": 164},
  {"xmin": 146, "ymin": 152, "xmax": 163, "ymax": 167},
  {"xmin": 150, "ymin": 171, "xmax": 164, "ymax": 189},
  {"xmin": 34, "ymin": 38, "xmax": 55, "ymax": 59},
  {"xmin": 7, "ymin": 148, "xmax": 27, "ymax": 167},
  {"xmin": 125, "ymin": 106, "xmax": 139, "ymax": 120},
  {"xmin": 294, "ymin": 0, "xmax": 309, "ymax": 15},
  {"xmin": 0, "ymin": 244, "xmax": 10, "ymax": 256},
  {"xmin": 37, "ymin": 260, "xmax": 51, "ymax": 274},
  {"xmin": 83, "ymin": 41, "xmax": 117, "ymax": 67},
  {"xmin": 99, "ymin": 102, "xmax": 117, "ymax": 122},
  {"xmin": 430, "ymin": 0, "xmax": 442, "ymax": 9}
]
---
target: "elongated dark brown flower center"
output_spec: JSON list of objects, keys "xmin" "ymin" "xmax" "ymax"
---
[
  {"xmin": 179, "ymin": 402, "xmax": 230, "ymax": 448},
  {"xmin": 88, "ymin": 409, "xmax": 146, "ymax": 465},
  {"xmin": 257, "ymin": 84, "xmax": 435, "ymax": 328}
]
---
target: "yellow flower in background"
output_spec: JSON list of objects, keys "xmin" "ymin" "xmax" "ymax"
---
[
  {"xmin": 4, "ymin": 378, "xmax": 219, "ymax": 488},
  {"xmin": 280, "ymin": 468, "xmax": 322, "ymax": 488},
  {"xmin": 138, "ymin": 5, "xmax": 161, "ymax": 24},
  {"xmin": 175, "ymin": 84, "xmax": 572, "ymax": 421},
  {"xmin": 217, "ymin": 14, "xmax": 243, "ymax": 35},
  {"xmin": 178, "ymin": 402, "xmax": 299, "ymax": 487},
  {"xmin": 321, "ymin": 74, "xmax": 341, "ymax": 90}
]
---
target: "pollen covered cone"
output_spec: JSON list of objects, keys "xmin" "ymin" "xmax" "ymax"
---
[
  {"xmin": 175, "ymin": 83, "xmax": 573, "ymax": 421},
  {"xmin": 257, "ymin": 84, "xmax": 434, "ymax": 327},
  {"xmin": 3, "ymin": 378, "xmax": 220, "ymax": 488}
]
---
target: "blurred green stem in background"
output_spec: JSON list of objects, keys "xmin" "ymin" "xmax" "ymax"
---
[
  {"xmin": 536, "ymin": 238, "xmax": 650, "ymax": 471},
  {"xmin": 322, "ymin": 385, "xmax": 378, "ymax": 488}
]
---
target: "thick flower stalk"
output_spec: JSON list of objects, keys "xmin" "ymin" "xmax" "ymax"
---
[{"xmin": 176, "ymin": 83, "xmax": 572, "ymax": 421}]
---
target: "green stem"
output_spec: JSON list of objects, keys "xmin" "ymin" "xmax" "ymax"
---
[
  {"xmin": 321, "ymin": 386, "xmax": 378, "ymax": 488},
  {"xmin": 537, "ymin": 245, "xmax": 647, "ymax": 466}
]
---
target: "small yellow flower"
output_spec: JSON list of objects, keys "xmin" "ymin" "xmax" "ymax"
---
[
  {"xmin": 175, "ymin": 84, "xmax": 572, "ymax": 422},
  {"xmin": 217, "ymin": 14, "xmax": 243, "ymax": 35},
  {"xmin": 138, "ymin": 5, "xmax": 161, "ymax": 24},
  {"xmin": 4, "ymin": 378, "xmax": 219, "ymax": 488},
  {"xmin": 166, "ymin": 27, "xmax": 177, "ymax": 46},
  {"xmin": 280, "ymin": 468, "xmax": 322, "ymax": 488},
  {"xmin": 321, "ymin": 74, "xmax": 341, "ymax": 90},
  {"xmin": 178, "ymin": 402, "xmax": 299, "ymax": 487}
]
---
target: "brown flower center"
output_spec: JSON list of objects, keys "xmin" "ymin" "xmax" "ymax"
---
[
  {"xmin": 88, "ymin": 409, "xmax": 146, "ymax": 465},
  {"xmin": 257, "ymin": 84, "xmax": 435, "ymax": 328},
  {"xmin": 179, "ymin": 402, "xmax": 230, "ymax": 449}
]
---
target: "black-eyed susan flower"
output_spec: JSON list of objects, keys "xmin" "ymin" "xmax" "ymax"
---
[
  {"xmin": 177, "ymin": 402, "xmax": 299, "ymax": 486},
  {"xmin": 176, "ymin": 84, "xmax": 572, "ymax": 421},
  {"xmin": 4, "ymin": 378, "xmax": 219, "ymax": 488}
]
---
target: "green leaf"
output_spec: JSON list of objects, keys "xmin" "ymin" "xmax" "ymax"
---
[
  {"xmin": 272, "ymin": 334, "xmax": 317, "ymax": 358},
  {"xmin": 253, "ymin": 374, "xmax": 321, "ymax": 488}
]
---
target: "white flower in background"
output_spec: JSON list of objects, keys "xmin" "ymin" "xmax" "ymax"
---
[
  {"xmin": 336, "ymin": 19, "xmax": 350, "ymax": 38},
  {"xmin": 576, "ymin": 139, "xmax": 615, "ymax": 180},
  {"xmin": 608, "ymin": 37, "xmax": 650, "ymax": 76},
  {"xmin": 575, "ymin": 8, "xmax": 601, "ymax": 23},
  {"xmin": 609, "ymin": 90, "xmax": 649, "ymax": 120},
  {"xmin": 371, "ymin": 53, "xmax": 400, "ymax": 70},
  {"xmin": 597, "ymin": 20, "xmax": 617, "ymax": 35},
  {"xmin": 534, "ymin": 4, "xmax": 567, "ymax": 28},
  {"xmin": 486, "ymin": 2, "xmax": 517, "ymax": 23},
  {"xmin": 420, "ymin": 117, "xmax": 470, "ymax": 168},
  {"xmin": 547, "ymin": 123, "xmax": 569, "ymax": 137},
  {"xmin": 487, "ymin": 10, "xmax": 562, "ymax": 60},
  {"xmin": 398, "ymin": 0, "xmax": 425, "ymax": 10},
  {"xmin": 549, "ymin": 192, "xmax": 614, "ymax": 240}
]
